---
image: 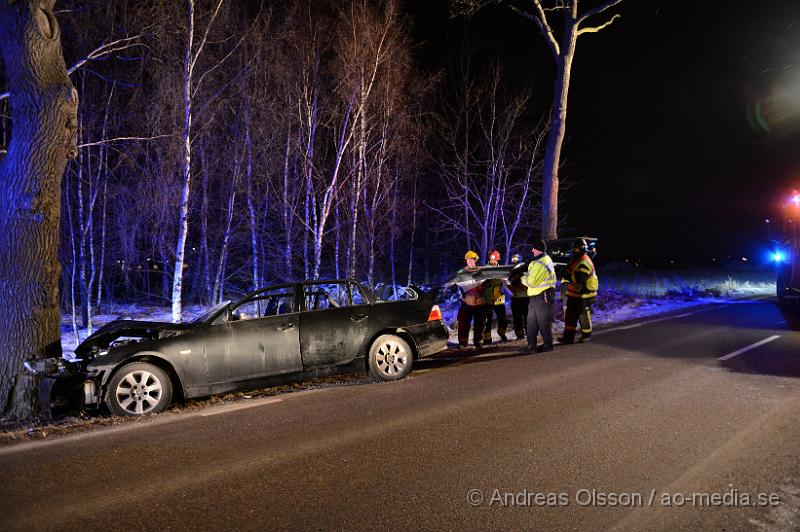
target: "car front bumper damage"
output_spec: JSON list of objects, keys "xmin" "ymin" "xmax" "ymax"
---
[{"xmin": 24, "ymin": 357, "xmax": 107, "ymax": 417}]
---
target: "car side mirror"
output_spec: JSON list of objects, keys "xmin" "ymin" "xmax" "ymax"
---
[{"xmin": 227, "ymin": 309, "xmax": 241, "ymax": 322}]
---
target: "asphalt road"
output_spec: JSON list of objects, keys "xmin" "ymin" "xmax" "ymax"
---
[{"xmin": 2, "ymin": 299, "xmax": 800, "ymax": 531}]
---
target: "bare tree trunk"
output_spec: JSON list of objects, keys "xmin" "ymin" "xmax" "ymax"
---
[
  {"xmin": 283, "ymin": 137, "xmax": 295, "ymax": 280},
  {"xmin": 65, "ymin": 169, "xmax": 80, "ymax": 346},
  {"xmin": 541, "ymin": 31, "xmax": 576, "ymax": 240},
  {"xmin": 303, "ymin": 175, "xmax": 311, "ymax": 280},
  {"xmin": 406, "ymin": 176, "xmax": 417, "ymax": 287},
  {"xmin": 0, "ymin": 0, "xmax": 78, "ymax": 419},
  {"xmin": 245, "ymin": 108, "xmax": 259, "ymax": 290},
  {"xmin": 200, "ymin": 145, "xmax": 210, "ymax": 303},
  {"xmin": 213, "ymin": 187, "xmax": 235, "ymax": 304},
  {"xmin": 171, "ymin": 0, "xmax": 196, "ymax": 322},
  {"xmin": 96, "ymin": 171, "xmax": 108, "ymax": 308},
  {"xmin": 334, "ymin": 203, "xmax": 341, "ymax": 279}
]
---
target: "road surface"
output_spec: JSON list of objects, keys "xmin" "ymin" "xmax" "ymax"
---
[{"xmin": 1, "ymin": 299, "xmax": 799, "ymax": 531}]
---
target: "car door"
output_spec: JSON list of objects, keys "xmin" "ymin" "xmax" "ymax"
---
[
  {"xmin": 298, "ymin": 281, "xmax": 374, "ymax": 369},
  {"xmin": 204, "ymin": 286, "xmax": 303, "ymax": 383}
]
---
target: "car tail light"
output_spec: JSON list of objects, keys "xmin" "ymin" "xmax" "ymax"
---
[{"xmin": 428, "ymin": 305, "xmax": 443, "ymax": 322}]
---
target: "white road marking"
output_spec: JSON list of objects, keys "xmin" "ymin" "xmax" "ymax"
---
[
  {"xmin": 717, "ymin": 335, "xmax": 781, "ymax": 361},
  {"xmin": 595, "ymin": 310, "xmax": 706, "ymax": 335}
]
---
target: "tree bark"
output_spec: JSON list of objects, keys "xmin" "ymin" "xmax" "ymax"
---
[
  {"xmin": 541, "ymin": 27, "xmax": 577, "ymax": 241},
  {"xmin": 0, "ymin": 0, "xmax": 78, "ymax": 419},
  {"xmin": 172, "ymin": 0, "xmax": 196, "ymax": 322}
]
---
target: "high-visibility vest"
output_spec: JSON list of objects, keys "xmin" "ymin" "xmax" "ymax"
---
[
  {"xmin": 483, "ymin": 278, "xmax": 506, "ymax": 305},
  {"xmin": 566, "ymin": 254, "xmax": 598, "ymax": 298},
  {"xmin": 523, "ymin": 255, "xmax": 557, "ymax": 296}
]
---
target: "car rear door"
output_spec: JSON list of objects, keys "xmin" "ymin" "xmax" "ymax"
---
[
  {"xmin": 205, "ymin": 286, "xmax": 303, "ymax": 383},
  {"xmin": 298, "ymin": 281, "xmax": 375, "ymax": 369}
]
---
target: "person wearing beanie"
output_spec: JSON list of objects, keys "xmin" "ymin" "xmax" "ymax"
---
[{"xmin": 521, "ymin": 239, "xmax": 557, "ymax": 353}]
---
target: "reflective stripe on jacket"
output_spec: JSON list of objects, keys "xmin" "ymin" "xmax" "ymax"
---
[
  {"xmin": 566, "ymin": 254, "xmax": 598, "ymax": 298},
  {"xmin": 483, "ymin": 278, "xmax": 506, "ymax": 305},
  {"xmin": 522, "ymin": 254, "xmax": 557, "ymax": 296}
]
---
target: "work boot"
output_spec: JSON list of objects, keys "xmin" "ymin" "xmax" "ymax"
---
[
  {"xmin": 483, "ymin": 337, "xmax": 493, "ymax": 345},
  {"xmin": 499, "ymin": 332, "xmax": 508, "ymax": 342},
  {"xmin": 578, "ymin": 333, "xmax": 592, "ymax": 343},
  {"xmin": 474, "ymin": 341, "xmax": 483, "ymax": 349},
  {"xmin": 515, "ymin": 330, "xmax": 525, "ymax": 340},
  {"xmin": 557, "ymin": 335, "xmax": 575, "ymax": 345},
  {"xmin": 537, "ymin": 344, "xmax": 554, "ymax": 353}
]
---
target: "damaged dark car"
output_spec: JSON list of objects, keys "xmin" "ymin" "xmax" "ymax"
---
[{"xmin": 26, "ymin": 280, "xmax": 448, "ymax": 417}]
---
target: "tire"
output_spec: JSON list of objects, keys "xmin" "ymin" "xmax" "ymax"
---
[
  {"xmin": 105, "ymin": 361, "xmax": 173, "ymax": 416},
  {"xmin": 367, "ymin": 334, "xmax": 413, "ymax": 382}
]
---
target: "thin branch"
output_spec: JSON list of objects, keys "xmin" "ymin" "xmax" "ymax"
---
[
  {"xmin": 577, "ymin": 0, "xmax": 624, "ymax": 25},
  {"xmin": 190, "ymin": 0, "xmax": 225, "ymax": 72},
  {"xmin": 0, "ymin": 35, "xmax": 143, "ymax": 100},
  {"xmin": 577, "ymin": 13, "xmax": 621, "ymax": 35},
  {"xmin": 510, "ymin": 1, "xmax": 560, "ymax": 58},
  {"xmin": 78, "ymin": 134, "xmax": 172, "ymax": 149}
]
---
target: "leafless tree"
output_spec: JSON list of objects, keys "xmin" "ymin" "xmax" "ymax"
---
[
  {"xmin": 0, "ymin": 0, "xmax": 79, "ymax": 419},
  {"xmin": 452, "ymin": 0, "xmax": 625, "ymax": 239}
]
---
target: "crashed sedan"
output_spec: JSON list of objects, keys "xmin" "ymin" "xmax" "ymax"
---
[{"xmin": 27, "ymin": 280, "xmax": 448, "ymax": 416}]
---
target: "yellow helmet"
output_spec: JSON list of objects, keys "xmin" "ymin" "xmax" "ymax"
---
[{"xmin": 464, "ymin": 250, "xmax": 479, "ymax": 260}]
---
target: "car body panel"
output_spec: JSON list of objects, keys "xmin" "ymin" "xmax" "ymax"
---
[
  {"xmin": 28, "ymin": 279, "xmax": 448, "ymax": 414},
  {"xmin": 204, "ymin": 313, "xmax": 302, "ymax": 383}
]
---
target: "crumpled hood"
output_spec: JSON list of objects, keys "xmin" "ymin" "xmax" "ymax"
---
[{"xmin": 74, "ymin": 320, "xmax": 194, "ymax": 357}]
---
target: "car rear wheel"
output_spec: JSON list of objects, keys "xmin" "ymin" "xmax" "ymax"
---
[
  {"xmin": 106, "ymin": 362, "xmax": 173, "ymax": 416},
  {"xmin": 368, "ymin": 334, "xmax": 413, "ymax": 381}
]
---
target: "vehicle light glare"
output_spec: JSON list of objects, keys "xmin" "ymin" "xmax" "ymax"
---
[{"xmin": 772, "ymin": 251, "xmax": 786, "ymax": 263}]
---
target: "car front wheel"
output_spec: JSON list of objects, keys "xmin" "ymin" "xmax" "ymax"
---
[
  {"xmin": 105, "ymin": 362, "xmax": 173, "ymax": 416},
  {"xmin": 368, "ymin": 334, "xmax": 413, "ymax": 381}
]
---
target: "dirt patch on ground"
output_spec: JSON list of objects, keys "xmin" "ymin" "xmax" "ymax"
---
[{"xmin": 0, "ymin": 372, "xmax": 371, "ymax": 447}]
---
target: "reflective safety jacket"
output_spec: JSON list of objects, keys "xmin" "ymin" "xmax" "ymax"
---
[
  {"xmin": 566, "ymin": 253, "xmax": 599, "ymax": 299},
  {"xmin": 522, "ymin": 254, "xmax": 557, "ymax": 296},
  {"xmin": 459, "ymin": 266, "xmax": 486, "ymax": 306},
  {"xmin": 509, "ymin": 275, "xmax": 529, "ymax": 299},
  {"xmin": 483, "ymin": 278, "xmax": 506, "ymax": 305}
]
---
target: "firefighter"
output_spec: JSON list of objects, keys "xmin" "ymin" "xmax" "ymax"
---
[
  {"xmin": 508, "ymin": 253, "xmax": 530, "ymax": 340},
  {"xmin": 482, "ymin": 250, "xmax": 509, "ymax": 344},
  {"xmin": 559, "ymin": 238, "xmax": 599, "ymax": 344},
  {"xmin": 522, "ymin": 239, "xmax": 557, "ymax": 353},
  {"xmin": 456, "ymin": 250, "xmax": 486, "ymax": 348}
]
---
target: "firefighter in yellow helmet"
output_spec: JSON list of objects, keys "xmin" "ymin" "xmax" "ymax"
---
[
  {"xmin": 482, "ymin": 250, "xmax": 508, "ymax": 344},
  {"xmin": 456, "ymin": 250, "xmax": 486, "ymax": 348},
  {"xmin": 558, "ymin": 238, "xmax": 599, "ymax": 344}
]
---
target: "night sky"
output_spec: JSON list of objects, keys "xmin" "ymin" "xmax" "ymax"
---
[{"xmin": 405, "ymin": 0, "xmax": 800, "ymax": 264}]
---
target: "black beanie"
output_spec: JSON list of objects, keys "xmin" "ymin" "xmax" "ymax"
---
[{"xmin": 532, "ymin": 239, "xmax": 547, "ymax": 253}]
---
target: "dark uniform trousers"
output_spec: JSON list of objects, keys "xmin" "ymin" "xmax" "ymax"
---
[
  {"xmin": 563, "ymin": 296, "xmax": 595, "ymax": 341},
  {"xmin": 457, "ymin": 303, "xmax": 486, "ymax": 346},
  {"xmin": 483, "ymin": 303, "xmax": 508, "ymax": 342},
  {"xmin": 526, "ymin": 288, "xmax": 555, "ymax": 349},
  {"xmin": 511, "ymin": 297, "xmax": 530, "ymax": 338}
]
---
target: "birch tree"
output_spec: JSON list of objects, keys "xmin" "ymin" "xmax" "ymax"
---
[{"xmin": 172, "ymin": 0, "xmax": 229, "ymax": 322}]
